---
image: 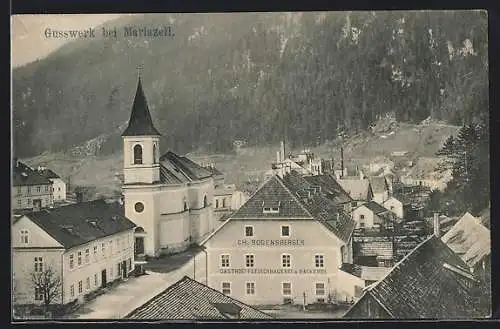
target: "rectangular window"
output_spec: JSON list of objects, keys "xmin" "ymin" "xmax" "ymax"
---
[
  {"xmin": 246, "ymin": 282, "xmax": 255, "ymax": 295},
  {"xmin": 215, "ymin": 199, "xmax": 219, "ymax": 208},
  {"xmin": 102, "ymin": 243, "xmax": 106, "ymax": 256},
  {"xmin": 78, "ymin": 281, "xmax": 83, "ymax": 294},
  {"xmin": 110, "ymin": 267, "xmax": 113, "ymax": 278},
  {"xmin": 281, "ymin": 225, "xmax": 290, "ymax": 237},
  {"xmin": 85, "ymin": 249, "xmax": 90, "ymax": 263},
  {"xmin": 77, "ymin": 251, "xmax": 82, "ymax": 266},
  {"xmin": 94, "ymin": 273, "xmax": 98, "ymax": 286},
  {"xmin": 27, "ymin": 198, "xmax": 31, "ymax": 206},
  {"xmin": 109, "ymin": 241, "xmax": 113, "ymax": 255},
  {"xmin": 315, "ymin": 255, "xmax": 324, "ymax": 268},
  {"xmin": 282, "ymin": 254, "xmax": 291, "ymax": 268},
  {"xmin": 245, "ymin": 254, "xmax": 255, "ymax": 268},
  {"xmin": 27, "ymin": 187, "xmax": 31, "ymax": 195},
  {"xmin": 220, "ymin": 254, "xmax": 230, "ymax": 268},
  {"xmin": 245, "ymin": 225, "xmax": 254, "ymax": 237},
  {"xmin": 69, "ymin": 254, "xmax": 74, "ymax": 269},
  {"xmin": 17, "ymin": 187, "xmax": 21, "ymax": 196},
  {"xmin": 117, "ymin": 263, "xmax": 121, "ymax": 277},
  {"xmin": 35, "ymin": 287, "xmax": 43, "ymax": 301},
  {"xmin": 45, "ymin": 186, "xmax": 49, "ymax": 192},
  {"xmin": 20, "ymin": 229, "xmax": 29, "ymax": 244},
  {"xmin": 34, "ymin": 257, "xmax": 43, "ymax": 273},
  {"xmin": 222, "ymin": 282, "xmax": 231, "ymax": 295},
  {"xmin": 282, "ymin": 282, "xmax": 292, "ymax": 296},
  {"xmin": 17, "ymin": 199, "xmax": 21, "ymax": 206},
  {"xmin": 360, "ymin": 214, "xmax": 365, "ymax": 220},
  {"xmin": 86, "ymin": 277, "xmax": 90, "ymax": 290},
  {"xmin": 93, "ymin": 246, "xmax": 98, "ymax": 260},
  {"xmin": 70, "ymin": 284, "xmax": 75, "ymax": 297},
  {"xmin": 37, "ymin": 186, "xmax": 41, "ymax": 193},
  {"xmin": 315, "ymin": 282, "xmax": 325, "ymax": 296},
  {"xmin": 128, "ymin": 258, "xmax": 132, "ymax": 271},
  {"xmin": 359, "ymin": 222, "xmax": 365, "ymax": 228}
]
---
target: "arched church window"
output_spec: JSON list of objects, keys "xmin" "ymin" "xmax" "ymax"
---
[
  {"xmin": 134, "ymin": 145, "xmax": 143, "ymax": 164},
  {"xmin": 153, "ymin": 144, "xmax": 157, "ymax": 164},
  {"xmin": 203, "ymin": 195, "xmax": 208, "ymax": 208},
  {"xmin": 184, "ymin": 200, "xmax": 188, "ymax": 211}
]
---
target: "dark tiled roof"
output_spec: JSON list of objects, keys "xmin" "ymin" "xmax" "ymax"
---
[
  {"xmin": 281, "ymin": 172, "xmax": 356, "ymax": 243},
  {"xmin": 441, "ymin": 213, "xmax": 491, "ymax": 268},
  {"xmin": 303, "ymin": 175, "xmax": 352, "ymax": 204},
  {"xmin": 361, "ymin": 201, "xmax": 389, "ymax": 215},
  {"xmin": 158, "ymin": 151, "xmax": 213, "ymax": 184},
  {"xmin": 121, "ymin": 78, "xmax": 161, "ymax": 136},
  {"xmin": 23, "ymin": 200, "xmax": 136, "ymax": 249},
  {"xmin": 368, "ymin": 176, "xmax": 388, "ymax": 194},
  {"xmin": 126, "ymin": 276, "xmax": 272, "ymax": 320},
  {"xmin": 12, "ymin": 161, "xmax": 53, "ymax": 187},
  {"xmin": 160, "ymin": 152, "xmax": 213, "ymax": 182},
  {"xmin": 37, "ymin": 168, "xmax": 61, "ymax": 179},
  {"xmin": 230, "ymin": 175, "xmax": 313, "ymax": 219},
  {"xmin": 348, "ymin": 236, "xmax": 479, "ymax": 319}
]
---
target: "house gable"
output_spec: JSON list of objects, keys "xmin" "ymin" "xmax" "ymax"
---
[{"xmin": 12, "ymin": 216, "xmax": 64, "ymax": 249}]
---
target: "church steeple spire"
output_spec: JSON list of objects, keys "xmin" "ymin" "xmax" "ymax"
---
[{"xmin": 122, "ymin": 76, "xmax": 161, "ymax": 137}]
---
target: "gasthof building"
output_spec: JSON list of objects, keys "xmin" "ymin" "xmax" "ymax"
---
[{"xmin": 201, "ymin": 173, "xmax": 359, "ymax": 305}]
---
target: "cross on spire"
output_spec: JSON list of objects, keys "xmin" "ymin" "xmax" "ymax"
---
[{"xmin": 137, "ymin": 63, "xmax": 144, "ymax": 79}]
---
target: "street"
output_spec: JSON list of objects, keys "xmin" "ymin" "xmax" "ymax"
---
[{"xmin": 69, "ymin": 251, "xmax": 207, "ymax": 319}]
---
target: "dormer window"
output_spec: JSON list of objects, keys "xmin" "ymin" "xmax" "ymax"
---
[{"xmin": 263, "ymin": 201, "xmax": 280, "ymax": 214}]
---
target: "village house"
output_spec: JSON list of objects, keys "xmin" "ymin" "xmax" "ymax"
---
[
  {"xmin": 36, "ymin": 166, "xmax": 67, "ymax": 202},
  {"xmin": 12, "ymin": 160, "xmax": 54, "ymax": 212},
  {"xmin": 125, "ymin": 276, "xmax": 272, "ymax": 320},
  {"xmin": 121, "ymin": 77, "xmax": 217, "ymax": 257},
  {"xmin": 337, "ymin": 179, "xmax": 373, "ymax": 208},
  {"xmin": 213, "ymin": 184, "xmax": 249, "ymax": 221},
  {"xmin": 351, "ymin": 201, "xmax": 395, "ymax": 230},
  {"xmin": 267, "ymin": 142, "xmax": 334, "ymax": 179},
  {"xmin": 381, "ymin": 196, "xmax": 404, "ymax": 219},
  {"xmin": 344, "ymin": 235, "xmax": 484, "ymax": 319},
  {"xmin": 200, "ymin": 172, "xmax": 357, "ymax": 306},
  {"xmin": 12, "ymin": 200, "xmax": 136, "ymax": 307}
]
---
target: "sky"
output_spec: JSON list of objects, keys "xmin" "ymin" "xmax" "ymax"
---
[{"xmin": 11, "ymin": 14, "xmax": 124, "ymax": 68}]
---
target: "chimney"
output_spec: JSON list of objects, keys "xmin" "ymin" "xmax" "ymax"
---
[
  {"xmin": 340, "ymin": 147, "xmax": 344, "ymax": 178},
  {"xmin": 280, "ymin": 141, "xmax": 285, "ymax": 162},
  {"xmin": 433, "ymin": 212, "xmax": 440, "ymax": 237}
]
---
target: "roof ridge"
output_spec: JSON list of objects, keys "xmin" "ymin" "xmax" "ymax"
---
[{"xmin": 366, "ymin": 235, "xmax": 435, "ymax": 292}]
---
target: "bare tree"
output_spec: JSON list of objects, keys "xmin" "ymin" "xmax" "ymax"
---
[{"xmin": 30, "ymin": 266, "xmax": 62, "ymax": 313}]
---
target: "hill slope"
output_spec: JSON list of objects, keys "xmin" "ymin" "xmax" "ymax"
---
[{"xmin": 13, "ymin": 11, "xmax": 488, "ymax": 158}]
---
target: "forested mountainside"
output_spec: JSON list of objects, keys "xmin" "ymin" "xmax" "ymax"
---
[{"xmin": 12, "ymin": 11, "xmax": 488, "ymax": 158}]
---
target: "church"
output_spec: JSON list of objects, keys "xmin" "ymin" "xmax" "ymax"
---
[{"xmin": 122, "ymin": 77, "xmax": 218, "ymax": 257}]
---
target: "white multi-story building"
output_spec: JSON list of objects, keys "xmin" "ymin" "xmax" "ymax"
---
[
  {"xmin": 201, "ymin": 172, "xmax": 360, "ymax": 305},
  {"xmin": 121, "ymin": 77, "xmax": 217, "ymax": 257},
  {"xmin": 12, "ymin": 200, "xmax": 136, "ymax": 306},
  {"xmin": 12, "ymin": 160, "xmax": 53, "ymax": 212}
]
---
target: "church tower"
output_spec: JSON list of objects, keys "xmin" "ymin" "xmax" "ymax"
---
[{"xmin": 122, "ymin": 77, "xmax": 161, "ymax": 185}]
